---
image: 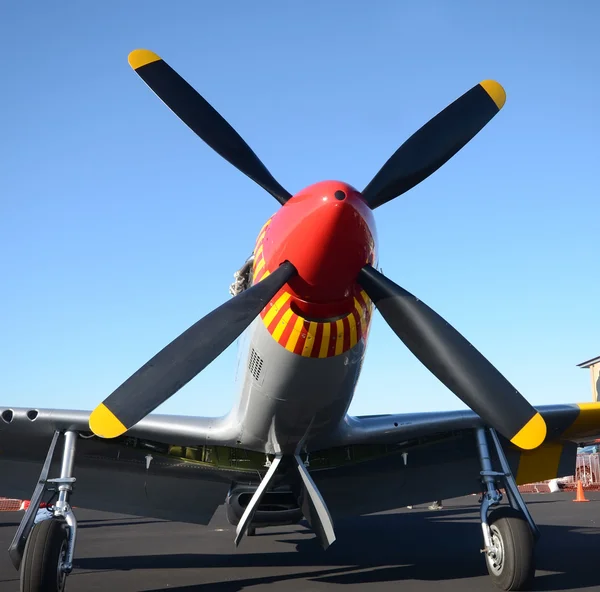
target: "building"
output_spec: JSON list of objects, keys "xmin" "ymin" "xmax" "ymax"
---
[{"xmin": 577, "ymin": 356, "xmax": 600, "ymax": 402}]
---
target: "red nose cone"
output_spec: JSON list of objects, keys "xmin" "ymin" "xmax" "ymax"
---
[{"xmin": 262, "ymin": 181, "xmax": 377, "ymax": 308}]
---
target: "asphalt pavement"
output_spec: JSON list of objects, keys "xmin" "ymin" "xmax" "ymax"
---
[{"xmin": 0, "ymin": 492, "xmax": 598, "ymax": 591}]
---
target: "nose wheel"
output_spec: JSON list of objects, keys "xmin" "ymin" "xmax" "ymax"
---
[{"xmin": 20, "ymin": 518, "xmax": 69, "ymax": 592}]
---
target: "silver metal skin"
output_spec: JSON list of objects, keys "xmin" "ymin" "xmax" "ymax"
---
[
  {"xmin": 0, "ymin": 403, "xmax": 585, "ymax": 454},
  {"xmin": 216, "ymin": 316, "xmax": 368, "ymax": 455}
]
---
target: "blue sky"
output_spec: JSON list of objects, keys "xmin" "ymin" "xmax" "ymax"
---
[{"xmin": 1, "ymin": 1, "xmax": 598, "ymax": 418}]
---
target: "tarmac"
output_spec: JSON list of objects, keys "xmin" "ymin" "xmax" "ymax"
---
[{"xmin": 0, "ymin": 492, "xmax": 598, "ymax": 592}]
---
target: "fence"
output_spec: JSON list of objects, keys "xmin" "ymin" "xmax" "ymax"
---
[
  {"xmin": 517, "ymin": 453, "xmax": 600, "ymax": 493},
  {"xmin": 0, "ymin": 498, "xmax": 25, "ymax": 512},
  {"xmin": 557, "ymin": 453, "xmax": 600, "ymax": 491}
]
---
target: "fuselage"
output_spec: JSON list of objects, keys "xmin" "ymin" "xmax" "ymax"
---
[{"xmin": 224, "ymin": 181, "xmax": 378, "ymax": 454}]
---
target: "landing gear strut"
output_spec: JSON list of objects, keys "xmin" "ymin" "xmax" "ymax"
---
[
  {"xmin": 10, "ymin": 430, "xmax": 78, "ymax": 592},
  {"xmin": 475, "ymin": 427, "xmax": 537, "ymax": 591}
]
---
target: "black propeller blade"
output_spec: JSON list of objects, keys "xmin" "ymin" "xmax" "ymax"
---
[
  {"xmin": 362, "ymin": 81, "xmax": 506, "ymax": 209},
  {"xmin": 128, "ymin": 49, "xmax": 292, "ymax": 205},
  {"xmin": 358, "ymin": 265, "xmax": 546, "ymax": 449},
  {"xmin": 89, "ymin": 261, "xmax": 296, "ymax": 438}
]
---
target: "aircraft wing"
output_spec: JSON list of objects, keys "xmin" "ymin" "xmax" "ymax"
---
[
  {"xmin": 0, "ymin": 407, "xmax": 244, "ymax": 525},
  {"xmin": 328, "ymin": 403, "xmax": 600, "ymax": 448},
  {"xmin": 308, "ymin": 403, "xmax": 600, "ymax": 518},
  {"xmin": 2, "ymin": 403, "xmax": 599, "ymax": 525}
]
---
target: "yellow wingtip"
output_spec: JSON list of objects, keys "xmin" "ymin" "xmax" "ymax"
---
[
  {"xmin": 575, "ymin": 402, "xmax": 600, "ymax": 411},
  {"xmin": 89, "ymin": 403, "xmax": 127, "ymax": 439},
  {"xmin": 128, "ymin": 49, "xmax": 161, "ymax": 70},
  {"xmin": 562, "ymin": 402, "xmax": 600, "ymax": 439},
  {"xmin": 510, "ymin": 412, "xmax": 546, "ymax": 450},
  {"xmin": 480, "ymin": 80, "xmax": 506, "ymax": 110}
]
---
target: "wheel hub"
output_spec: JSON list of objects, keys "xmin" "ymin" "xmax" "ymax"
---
[{"xmin": 486, "ymin": 525, "xmax": 505, "ymax": 576}]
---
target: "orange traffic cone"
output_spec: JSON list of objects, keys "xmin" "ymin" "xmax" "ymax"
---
[{"xmin": 573, "ymin": 479, "xmax": 590, "ymax": 502}]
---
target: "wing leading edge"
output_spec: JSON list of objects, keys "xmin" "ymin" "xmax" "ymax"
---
[{"xmin": 326, "ymin": 403, "xmax": 600, "ymax": 448}]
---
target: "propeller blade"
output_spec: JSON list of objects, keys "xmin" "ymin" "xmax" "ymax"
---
[
  {"xmin": 128, "ymin": 49, "xmax": 292, "ymax": 205},
  {"xmin": 362, "ymin": 81, "xmax": 506, "ymax": 209},
  {"xmin": 89, "ymin": 261, "xmax": 296, "ymax": 439},
  {"xmin": 358, "ymin": 265, "xmax": 546, "ymax": 450}
]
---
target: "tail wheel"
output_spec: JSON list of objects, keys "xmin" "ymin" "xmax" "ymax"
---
[
  {"xmin": 485, "ymin": 507, "xmax": 535, "ymax": 591},
  {"xmin": 20, "ymin": 518, "xmax": 69, "ymax": 592}
]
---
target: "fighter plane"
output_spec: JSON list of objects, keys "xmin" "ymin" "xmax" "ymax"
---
[{"xmin": 3, "ymin": 49, "xmax": 600, "ymax": 592}]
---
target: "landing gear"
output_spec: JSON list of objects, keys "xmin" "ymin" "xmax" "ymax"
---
[
  {"xmin": 475, "ymin": 427, "xmax": 538, "ymax": 591},
  {"xmin": 10, "ymin": 430, "xmax": 78, "ymax": 592}
]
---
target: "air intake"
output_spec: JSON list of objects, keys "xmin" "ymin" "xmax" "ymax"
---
[{"xmin": 248, "ymin": 348, "xmax": 264, "ymax": 381}]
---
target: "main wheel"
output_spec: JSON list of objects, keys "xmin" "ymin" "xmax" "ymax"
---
[
  {"xmin": 485, "ymin": 507, "xmax": 535, "ymax": 591},
  {"xmin": 20, "ymin": 518, "xmax": 69, "ymax": 592}
]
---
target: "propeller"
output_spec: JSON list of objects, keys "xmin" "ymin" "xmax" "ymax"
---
[
  {"xmin": 127, "ymin": 49, "xmax": 291, "ymax": 205},
  {"xmin": 91, "ymin": 50, "xmax": 526, "ymax": 443},
  {"xmin": 362, "ymin": 81, "xmax": 506, "ymax": 209},
  {"xmin": 89, "ymin": 261, "xmax": 296, "ymax": 438},
  {"xmin": 128, "ymin": 49, "xmax": 505, "ymax": 212},
  {"xmin": 357, "ymin": 265, "xmax": 546, "ymax": 450}
]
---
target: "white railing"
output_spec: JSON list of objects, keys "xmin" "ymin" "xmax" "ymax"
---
[{"xmin": 560, "ymin": 453, "xmax": 600, "ymax": 486}]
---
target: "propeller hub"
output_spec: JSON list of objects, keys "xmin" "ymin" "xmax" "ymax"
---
[{"xmin": 261, "ymin": 181, "xmax": 377, "ymax": 312}]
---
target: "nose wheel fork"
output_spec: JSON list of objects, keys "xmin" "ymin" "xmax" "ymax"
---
[{"xmin": 475, "ymin": 427, "xmax": 537, "ymax": 591}]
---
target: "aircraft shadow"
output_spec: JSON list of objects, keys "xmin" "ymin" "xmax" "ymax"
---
[
  {"xmin": 0, "ymin": 518, "xmax": 162, "ymax": 530},
  {"xmin": 78, "ymin": 519, "xmax": 165, "ymax": 530},
  {"xmin": 74, "ymin": 506, "xmax": 599, "ymax": 591}
]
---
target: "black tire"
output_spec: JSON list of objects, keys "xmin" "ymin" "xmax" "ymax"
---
[
  {"xmin": 20, "ymin": 519, "xmax": 69, "ymax": 592},
  {"xmin": 485, "ymin": 507, "xmax": 535, "ymax": 591}
]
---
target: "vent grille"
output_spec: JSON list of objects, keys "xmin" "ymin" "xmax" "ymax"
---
[{"xmin": 248, "ymin": 348, "xmax": 264, "ymax": 381}]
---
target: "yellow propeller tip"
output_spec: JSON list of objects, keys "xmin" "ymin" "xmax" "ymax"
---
[
  {"xmin": 128, "ymin": 49, "xmax": 161, "ymax": 70},
  {"xmin": 480, "ymin": 80, "xmax": 506, "ymax": 110},
  {"xmin": 89, "ymin": 403, "xmax": 127, "ymax": 439},
  {"xmin": 510, "ymin": 412, "xmax": 546, "ymax": 450}
]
